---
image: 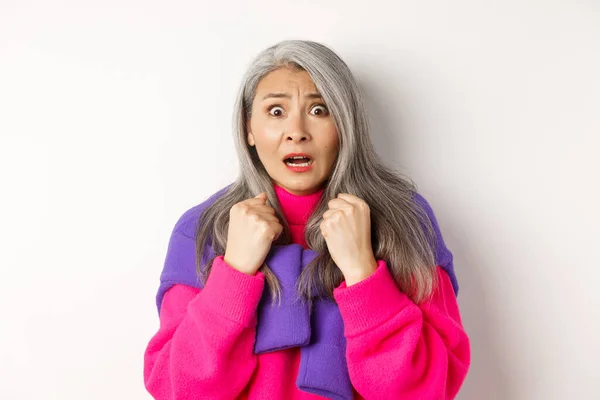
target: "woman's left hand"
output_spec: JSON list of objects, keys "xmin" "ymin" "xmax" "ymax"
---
[{"xmin": 320, "ymin": 193, "xmax": 379, "ymax": 286}]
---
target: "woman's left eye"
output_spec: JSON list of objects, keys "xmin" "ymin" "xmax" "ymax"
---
[{"xmin": 310, "ymin": 105, "xmax": 328, "ymax": 116}]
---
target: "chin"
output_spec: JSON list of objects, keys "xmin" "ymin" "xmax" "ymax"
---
[
  {"xmin": 293, "ymin": 182, "xmax": 325, "ymax": 194},
  {"xmin": 271, "ymin": 170, "xmax": 326, "ymax": 193}
]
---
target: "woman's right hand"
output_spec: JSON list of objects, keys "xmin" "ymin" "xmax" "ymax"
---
[{"xmin": 223, "ymin": 192, "xmax": 283, "ymax": 276}]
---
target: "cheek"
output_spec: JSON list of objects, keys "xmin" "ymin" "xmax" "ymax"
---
[
  {"xmin": 250, "ymin": 132, "xmax": 281, "ymax": 167},
  {"xmin": 254, "ymin": 131, "xmax": 281, "ymax": 151},
  {"xmin": 249, "ymin": 118, "xmax": 278, "ymax": 147}
]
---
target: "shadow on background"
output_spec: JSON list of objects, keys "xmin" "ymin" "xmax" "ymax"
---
[{"xmin": 355, "ymin": 62, "xmax": 512, "ymax": 400}]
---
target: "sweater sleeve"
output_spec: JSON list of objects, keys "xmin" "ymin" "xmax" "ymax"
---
[
  {"xmin": 333, "ymin": 261, "xmax": 471, "ymax": 400},
  {"xmin": 144, "ymin": 255, "xmax": 265, "ymax": 400}
]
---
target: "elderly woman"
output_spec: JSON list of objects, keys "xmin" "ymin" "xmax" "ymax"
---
[{"xmin": 144, "ymin": 39, "xmax": 470, "ymax": 400}]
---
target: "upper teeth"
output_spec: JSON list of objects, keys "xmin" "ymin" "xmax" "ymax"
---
[{"xmin": 285, "ymin": 157, "xmax": 312, "ymax": 167}]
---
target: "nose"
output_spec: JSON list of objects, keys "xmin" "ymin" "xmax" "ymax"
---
[{"xmin": 286, "ymin": 113, "xmax": 310, "ymax": 142}]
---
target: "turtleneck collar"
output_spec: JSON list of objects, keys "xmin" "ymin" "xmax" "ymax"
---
[{"xmin": 274, "ymin": 183, "xmax": 324, "ymax": 226}]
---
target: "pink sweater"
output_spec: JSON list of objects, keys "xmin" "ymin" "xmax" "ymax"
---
[{"xmin": 144, "ymin": 184, "xmax": 471, "ymax": 399}]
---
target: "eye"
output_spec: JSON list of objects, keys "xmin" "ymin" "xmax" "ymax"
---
[
  {"xmin": 310, "ymin": 104, "xmax": 329, "ymax": 116},
  {"xmin": 268, "ymin": 106, "xmax": 284, "ymax": 117}
]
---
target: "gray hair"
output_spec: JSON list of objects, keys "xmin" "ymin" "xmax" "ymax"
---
[{"xmin": 195, "ymin": 39, "xmax": 438, "ymax": 304}]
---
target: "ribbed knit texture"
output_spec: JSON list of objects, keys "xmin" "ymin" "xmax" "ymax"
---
[
  {"xmin": 200, "ymin": 255, "xmax": 265, "ymax": 327},
  {"xmin": 274, "ymin": 183, "xmax": 323, "ymax": 247}
]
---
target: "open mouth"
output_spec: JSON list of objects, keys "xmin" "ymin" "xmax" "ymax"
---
[{"xmin": 283, "ymin": 156, "xmax": 313, "ymax": 167}]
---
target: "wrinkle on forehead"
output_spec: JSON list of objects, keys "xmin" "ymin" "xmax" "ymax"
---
[{"xmin": 256, "ymin": 68, "xmax": 318, "ymax": 100}]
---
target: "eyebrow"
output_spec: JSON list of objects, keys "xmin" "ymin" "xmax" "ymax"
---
[{"xmin": 261, "ymin": 92, "xmax": 323, "ymax": 100}]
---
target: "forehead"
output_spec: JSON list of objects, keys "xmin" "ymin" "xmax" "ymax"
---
[{"xmin": 255, "ymin": 67, "xmax": 318, "ymax": 95}]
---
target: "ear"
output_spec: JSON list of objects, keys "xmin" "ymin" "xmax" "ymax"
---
[{"xmin": 247, "ymin": 130, "xmax": 255, "ymax": 146}]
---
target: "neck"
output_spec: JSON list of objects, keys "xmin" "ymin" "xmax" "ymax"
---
[{"xmin": 274, "ymin": 183, "xmax": 324, "ymax": 247}]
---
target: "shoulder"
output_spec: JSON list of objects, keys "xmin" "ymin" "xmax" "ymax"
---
[
  {"xmin": 412, "ymin": 191, "xmax": 435, "ymax": 220},
  {"xmin": 411, "ymin": 191, "xmax": 443, "ymax": 237},
  {"xmin": 155, "ymin": 183, "xmax": 233, "ymax": 311},
  {"xmin": 412, "ymin": 191, "xmax": 460, "ymax": 295},
  {"xmin": 171, "ymin": 183, "xmax": 233, "ymax": 238}
]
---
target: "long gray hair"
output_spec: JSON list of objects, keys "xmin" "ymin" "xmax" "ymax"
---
[{"xmin": 195, "ymin": 39, "xmax": 438, "ymax": 304}]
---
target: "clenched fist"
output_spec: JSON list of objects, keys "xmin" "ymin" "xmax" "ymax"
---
[
  {"xmin": 320, "ymin": 193, "xmax": 378, "ymax": 285},
  {"xmin": 223, "ymin": 192, "xmax": 283, "ymax": 276}
]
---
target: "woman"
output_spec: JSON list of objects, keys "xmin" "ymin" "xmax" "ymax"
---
[{"xmin": 144, "ymin": 39, "xmax": 471, "ymax": 399}]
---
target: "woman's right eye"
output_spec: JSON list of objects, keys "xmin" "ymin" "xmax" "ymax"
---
[{"xmin": 268, "ymin": 106, "xmax": 284, "ymax": 117}]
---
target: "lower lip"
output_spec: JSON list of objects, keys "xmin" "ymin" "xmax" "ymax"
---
[{"xmin": 284, "ymin": 160, "xmax": 314, "ymax": 172}]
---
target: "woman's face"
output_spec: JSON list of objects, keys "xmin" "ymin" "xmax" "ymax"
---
[{"xmin": 247, "ymin": 67, "xmax": 339, "ymax": 196}]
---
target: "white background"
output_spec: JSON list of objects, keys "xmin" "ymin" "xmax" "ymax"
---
[{"xmin": 1, "ymin": 1, "xmax": 599, "ymax": 399}]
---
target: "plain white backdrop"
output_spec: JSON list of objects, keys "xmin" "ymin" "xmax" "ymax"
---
[{"xmin": 1, "ymin": 1, "xmax": 599, "ymax": 399}]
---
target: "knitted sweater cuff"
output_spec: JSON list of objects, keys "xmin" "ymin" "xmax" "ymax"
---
[
  {"xmin": 333, "ymin": 259, "xmax": 413, "ymax": 337},
  {"xmin": 199, "ymin": 255, "xmax": 265, "ymax": 327}
]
